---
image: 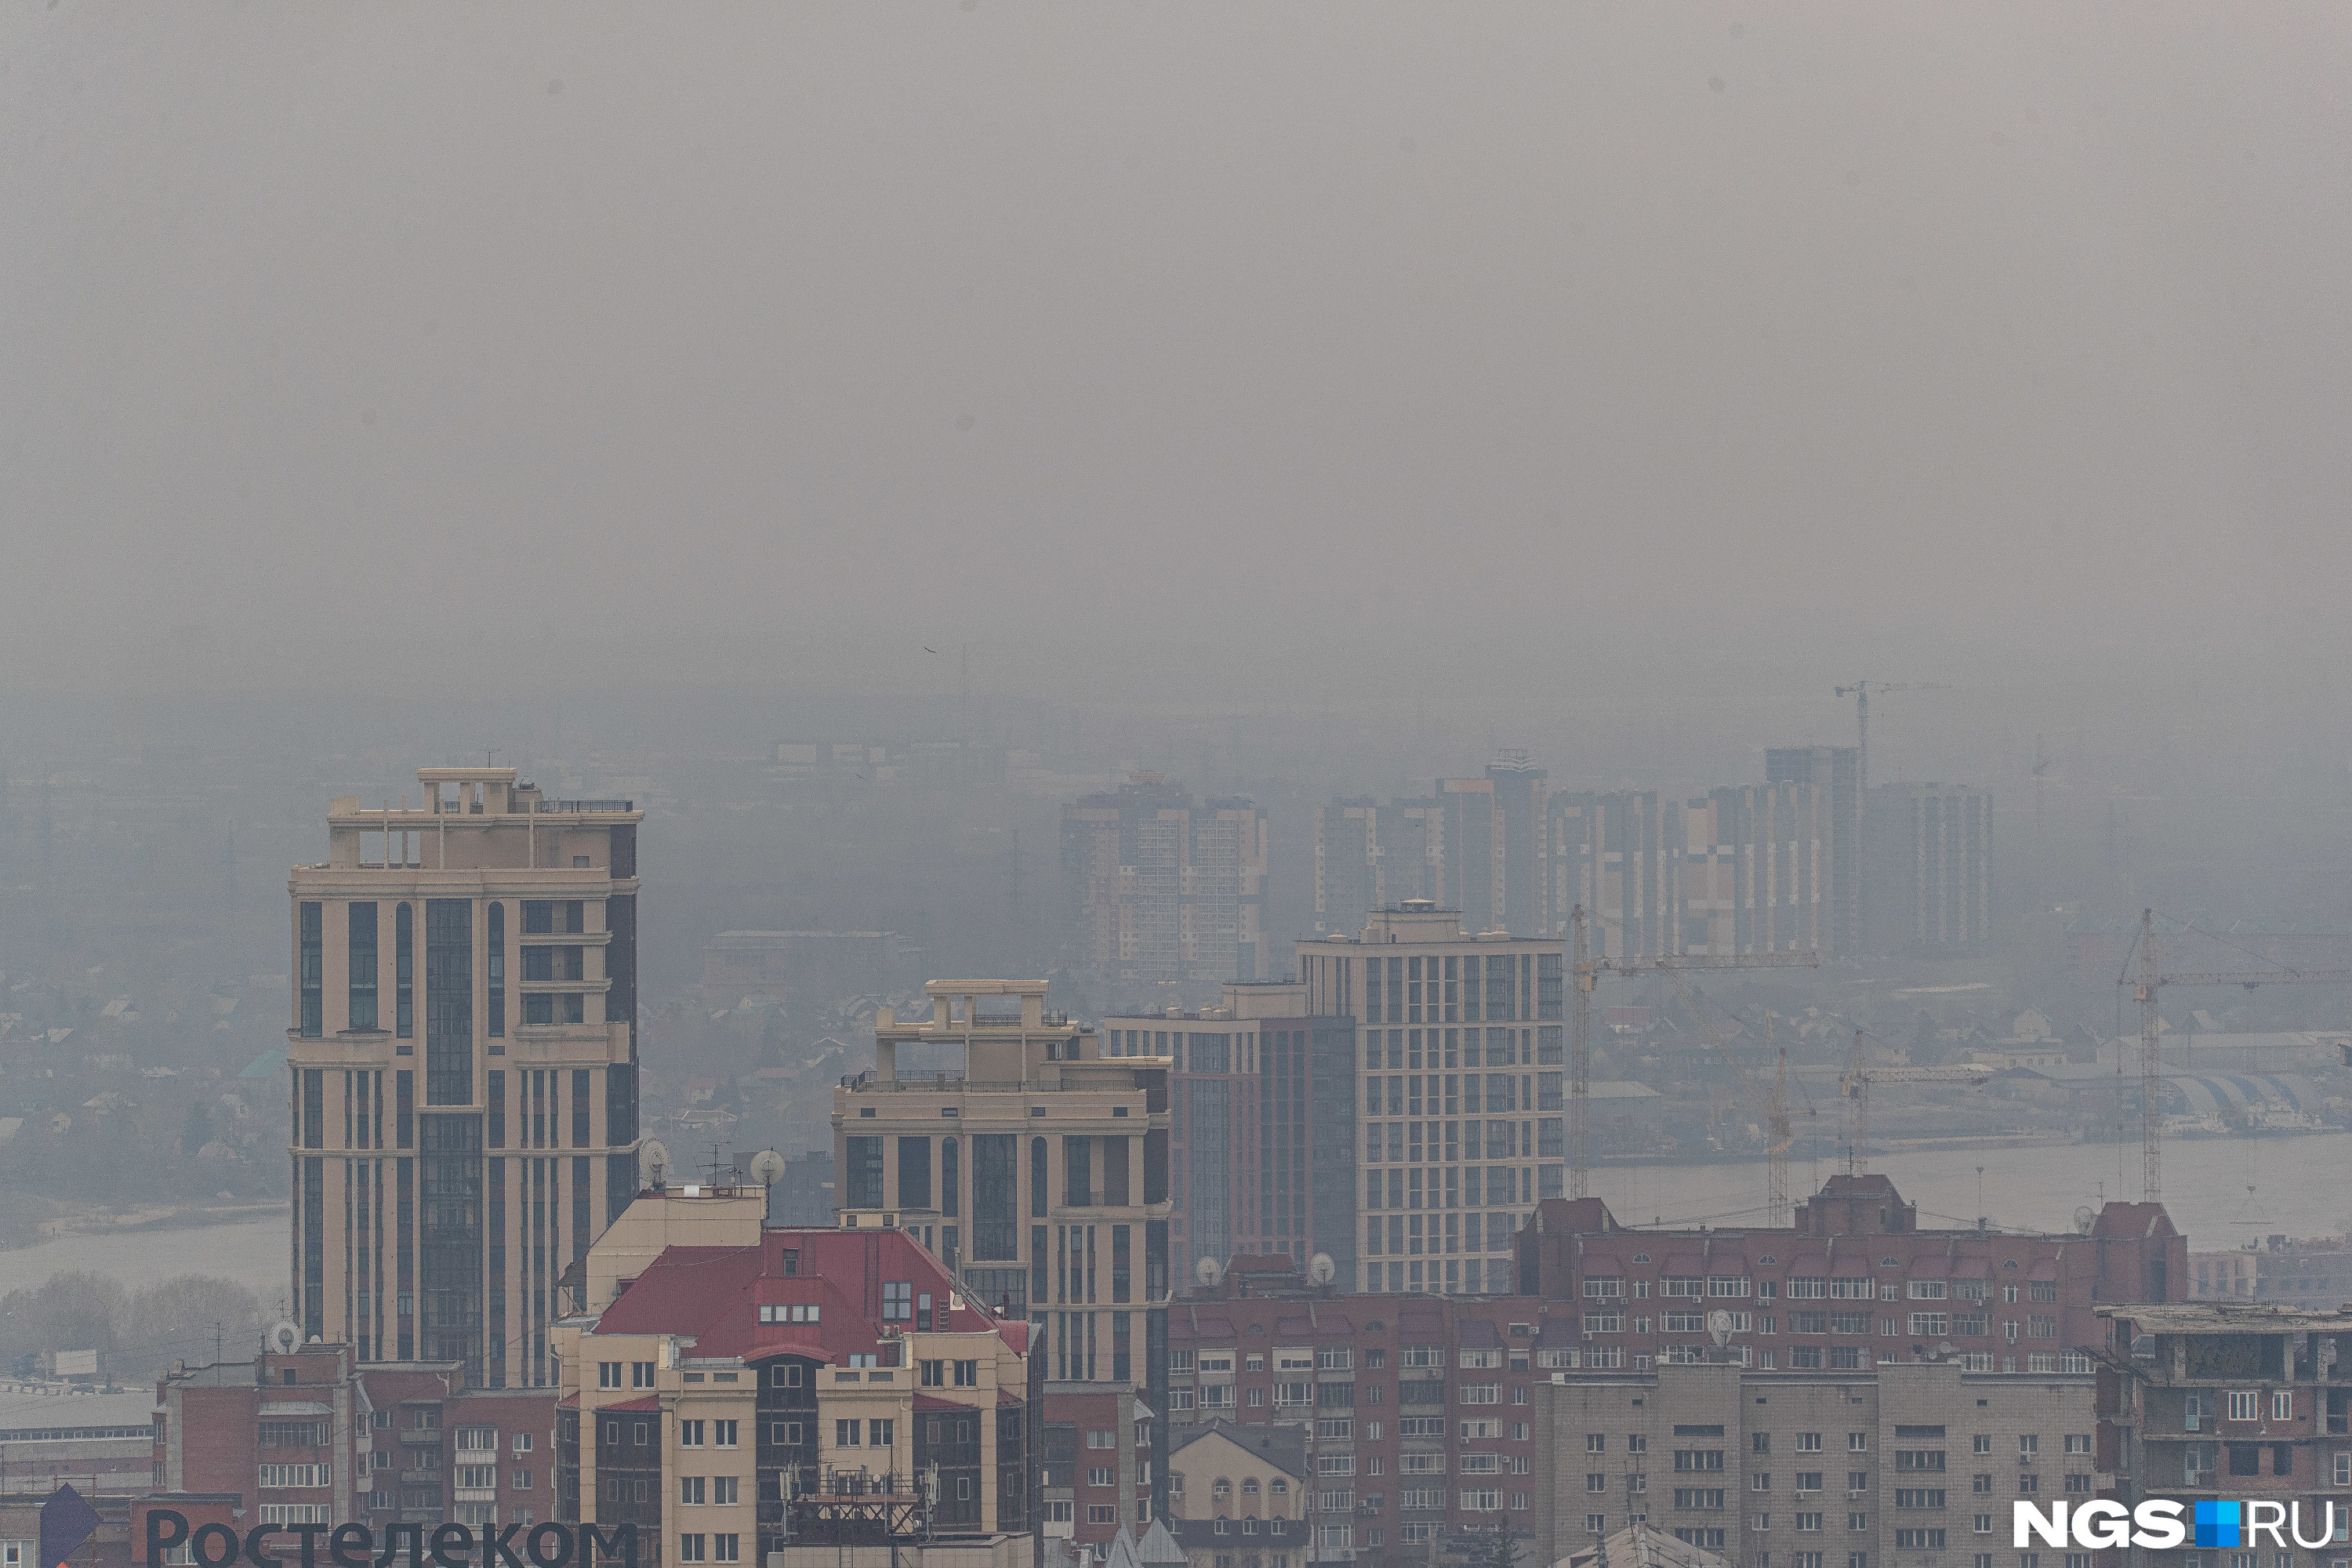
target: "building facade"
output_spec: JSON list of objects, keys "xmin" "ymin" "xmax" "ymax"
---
[
  {"xmin": 1318, "ymin": 761, "xmax": 1552, "ymax": 943},
  {"xmin": 1440, "ymin": 758, "xmax": 1551, "ymax": 938},
  {"xmin": 1763, "ymin": 748, "xmax": 1860, "ymax": 959},
  {"xmin": 1062, "ymin": 780, "xmax": 1269, "ymax": 989},
  {"xmin": 1164, "ymin": 1263, "xmax": 1552, "ymax": 1564},
  {"xmin": 1315, "ymin": 799, "xmax": 1443, "ymax": 938},
  {"xmin": 2093, "ymin": 1302, "xmax": 2352, "ymax": 1557},
  {"xmin": 1101, "ymin": 983, "xmax": 1358, "ymax": 1290},
  {"xmin": 2189, "ymin": 1239, "xmax": 2352, "ymax": 1308},
  {"xmin": 1298, "ymin": 906, "xmax": 1566, "ymax": 1296},
  {"xmin": 829, "ymin": 978, "xmax": 1175, "ymax": 1520},
  {"xmin": 1864, "ymin": 785, "xmax": 1993, "ymax": 956},
  {"xmin": 1512, "ymin": 1176, "xmax": 2183, "ymax": 1375},
  {"xmin": 287, "ymin": 768, "xmax": 644, "ymax": 1388},
  {"xmin": 1681, "ymin": 783, "xmax": 1831, "ymax": 958},
  {"xmin": 153, "ymin": 1341, "xmax": 560, "ymax": 1535},
  {"xmin": 1552, "ymin": 793, "xmax": 1685, "ymax": 960},
  {"xmin": 550, "ymin": 1196, "xmax": 1033, "ymax": 1568},
  {"xmin": 1536, "ymin": 1359, "xmax": 2103, "ymax": 1568}
]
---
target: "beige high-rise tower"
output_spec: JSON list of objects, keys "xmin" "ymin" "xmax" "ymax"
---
[{"xmin": 286, "ymin": 766, "xmax": 643, "ymax": 1388}]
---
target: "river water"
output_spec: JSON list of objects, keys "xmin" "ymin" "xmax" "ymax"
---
[
  {"xmin": 0, "ymin": 1214, "xmax": 291, "ymax": 1301},
  {"xmin": 0, "ymin": 1134, "xmax": 2339, "ymax": 1301}
]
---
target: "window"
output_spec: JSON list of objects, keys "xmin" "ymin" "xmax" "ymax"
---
[
  {"xmin": 681, "ymin": 1420, "xmax": 705, "ymax": 1446},
  {"xmin": 1798, "ymin": 1434, "xmax": 1823, "ymax": 1453},
  {"xmin": 2228, "ymin": 1390, "xmax": 2260, "ymax": 1422},
  {"xmin": 2274, "ymin": 1392, "xmax": 2294, "ymax": 1421},
  {"xmin": 1088, "ymin": 1468, "xmax": 1114, "ymax": 1488},
  {"xmin": 759, "ymin": 1302, "xmax": 822, "ymax": 1323},
  {"xmin": 680, "ymin": 1477, "xmax": 706, "ymax": 1505},
  {"xmin": 678, "ymin": 1537, "xmax": 706, "ymax": 1564},
  {"xmin": 712, "ymin": 1540, "xmax": 738, "ymax": 1565},
  {"xmin": 1088, "ymin": 1507, "xmax": 1117, "ymax": 1526}
]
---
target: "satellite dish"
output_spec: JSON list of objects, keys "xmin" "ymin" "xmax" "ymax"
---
[
  {"xmin": 1308, "ymin": 1253, "xmax": 1337, "ymax": 1286},
  {"xmin": 1708, "ymin": 1310, "xmax": 1733, "ymax": 1348},
  {"xmin": 2073, "ymin": 1205, "xmax": 2096, "ymax": 1236},
  {"xmin": 269, "ymin": 1321, "xmax": 300, "ymax": 1355},
  {"xmin": 748, "ymin": 1149, "xmax": 787, "ymax": 1187},
  {"xmin": 1195, "ymin": 1257, "xmax": 1223, "ymax": 1287},
  {"xmin": 644, "ymin": 1140, "xmax": 670, "ymax": 1188}
]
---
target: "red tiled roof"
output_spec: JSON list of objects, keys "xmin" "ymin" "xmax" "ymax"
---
[
  {"xmin": 598, "ymin": 1395, "xmax": 661, "ymax": 1413},
  {"xmin": 558, "ymin": 1394, "xmax": 579, "ymax": 1409},
  {"xmin": 595, "ymin": 1226, "xmax": 1021, "ymax": 1365},
  {"xmin": 913, "ymin": 1394, "xmax": 971, "ymax": 1412}
]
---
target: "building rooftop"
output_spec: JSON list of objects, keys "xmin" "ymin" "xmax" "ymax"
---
[
  {"xmin": 594, "ymin": 1225, "xmax": 1028, "ymax": 1362},
  {"xmin": 0, "ymin": 1388, "xmax": 157, "ymax": 1437},
  {"xmin": 1169, "ymin": 1418, "xmax": 1307, "ymax": 1479},
  {"xmin": 2096, "ymin": 1302, "xmax": 2352, "ymax": 1331}
]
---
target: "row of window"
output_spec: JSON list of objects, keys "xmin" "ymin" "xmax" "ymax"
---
[
  {"xmin": 1536, "ymin": 1347, "xmax": 2092, "ymax": 1373},
  {"xmin": 1584, "ymin": 1276, "xmax": 2058, "ymax": 1303},
  {"xmin": 299, "ymin": 899, "xmax": 595, "ymax": 1038},
  {"xmin": 1366, "ymin": 1120, "xmax": 1559, "ymax": 1163},
  {"xmin": 1365, "ymin": 1076, "xmax": 1563, "ymax": 1116},
  {"xmin": 1573, "ymin": 1311, "xmax": 2060, "ymax": 1339}
]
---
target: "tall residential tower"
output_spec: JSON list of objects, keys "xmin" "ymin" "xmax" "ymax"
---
[{"xmin": 286, "ymin": 766, "xmax": 643, "ymax": 1388}]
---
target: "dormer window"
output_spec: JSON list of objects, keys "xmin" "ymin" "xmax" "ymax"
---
[{"xmin": 759, "ymin": 1303, "xmax": 821, "ymax": 1324}]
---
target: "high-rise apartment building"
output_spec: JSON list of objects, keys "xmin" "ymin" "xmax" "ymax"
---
[
  {"xmin": 830, "ymin": 977, "xmax": 1174, "ymax": 1509},
  {"xmin": 1864, "ymin": 783, "xmax": 1993, "ymax": 954},
  {"xmin": 1298, "ymin": 904, "xmax": 1566, "ymax": 1295},
  {"xmin": 1100, "ymin": 982, "xmax": 1358, "ymax": 1287},
  {"xmin": 1442, "ymin": 756, "xmax": 1551, "ymax": 937},
  {"xmin": 1061, "ymin": 779, "xmax": 1268, "ymax": 987},
  {"xmin": 1681, "ymin": 782, "xmax": 1831, "ymax": 956},
  {"xmin": 1551, "ymin": 792, "xmax": 1683, "ymax": 959},
  {"xmin": 1764, "ymin": 746, "xmax": 1860, "ymax": 956},
  {"xmin": 1314, "ymin": 797, "xmax": 1443, "ymax": 936},
  {"xmin": 286, "ymin": 766, "xmax": 643, "ymax": 1388},
  {"xmin": 1317, "ymin": 758, "xmax": 1549, "ymax": 942}
]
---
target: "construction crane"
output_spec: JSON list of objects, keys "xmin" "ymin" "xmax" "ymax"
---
[
  {"xmin": 1832, "ymin": 680, "xmax": 1952, "ymax": 797},
  {"xmin": 1650, "ymin": 967, "xmax": 1798, "ymax": 1225},
  {"xmin": 2126, "ymin": 908, "xmax": 2352, "ymax": 1201},
  {"xmin": 1839, "ymin": 1027, "xmax": 1988, "ymax": 1175},
  {"xmin": 1568, "ymin": 904, "xmax": 1819, "ymax": 1202},
  {"xmin": 1766, "ymin": 1017, "xmax": 1791, "ymax": 1227}
]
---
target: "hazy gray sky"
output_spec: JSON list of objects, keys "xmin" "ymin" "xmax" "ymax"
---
[{"xmin": 5, "ymin": 2, "xmax": 2347, "ymax": 702}]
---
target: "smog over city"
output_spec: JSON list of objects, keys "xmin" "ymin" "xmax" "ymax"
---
[{"xmin": 2, "ymin": 6, "xmax": 2349, "ymax": 1565}]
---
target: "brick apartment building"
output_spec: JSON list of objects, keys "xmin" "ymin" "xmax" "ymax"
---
[
  {"xmin": 2094, "ymin": 1302, "xmax": 2352, "ymax": 1538},
  {"xmin": 1514, "ymin": 1178, "xmax": 2182, "ymax": 1375},
  {"xmin": 154, "ymin": 1341, "xmax": 561, "ymax": 1534},
  {"xmin": 1158, "ymin": 1174, "xmax": 2180, "ymax": 1568}
]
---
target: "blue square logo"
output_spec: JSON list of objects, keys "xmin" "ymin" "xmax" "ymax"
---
[{"xmin": 2194, "ymin": 1501, "xmax": 2241, "ymax": 1549}]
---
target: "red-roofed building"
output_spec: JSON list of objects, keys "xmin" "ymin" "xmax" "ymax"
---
[{"xmin": 553, "ymin": 1193, "xmax": 1033, "ymax": 1568}]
